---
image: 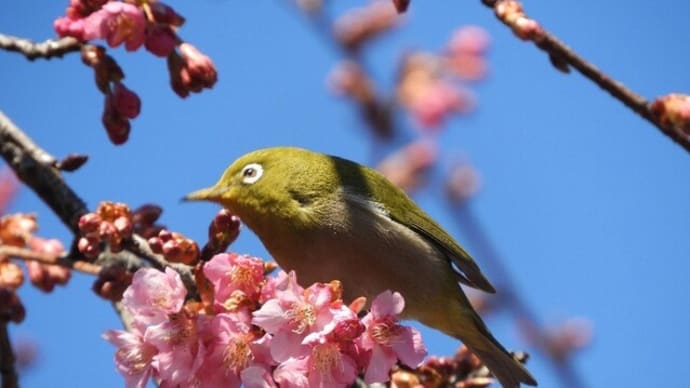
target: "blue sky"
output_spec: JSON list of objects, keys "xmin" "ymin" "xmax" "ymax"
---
[{"xmin": 2, "ymin": 1, "xmax": 690, "ymax": 387}]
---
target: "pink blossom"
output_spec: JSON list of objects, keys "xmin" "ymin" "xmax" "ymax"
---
[
  {"xmin": 448, "ymin": 26, "xmax": 490, "ymax": 56},
  {"xmin": 198, "ymin": 313, "xmax": 276, "ymax": 387},
  {"xmin": 111, "ymin": 82, "xmax": 141, "ymax": 119},
  {"xmin": 145, "ymin": 311, "xmax": 203, "ymax": 387},
  {"xmin": 203, "ymin": 253, "xmax": 265, "ymax": 312},
  {"xmin": 274, "ymin": 339, "xmax": 358, "ymax": 388},
  {"xmin": 409, "ymin": 80, "xmax": 472, "ymax": 129},
  {"xmin": 358, "ymin": 291, "xmax": 427, "ymax": 383},
  {"xmin": 252, "ymin": 272, "xmax": 341, "ymax": 362},
  {"xmin": 86, "ymin": 2, "xmax": 146, "ymax": 51},
  {"xmin": 54, "ymin": 16, "xmax": 87, "ymax": 40},
  {"xmin": 121, "ymin": 267, "xmax": 186, "ymax": 328},
  {"xmin": 103, "ymin": 329, "xmax": 157, "ymax": 388}
]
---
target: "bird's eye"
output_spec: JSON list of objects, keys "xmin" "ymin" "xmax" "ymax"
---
[{"xmin": 240, "ymin": 163, "xmax": 263, "ymax": 184}]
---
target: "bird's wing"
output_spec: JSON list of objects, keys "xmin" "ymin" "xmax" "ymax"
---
[{"xmin": 341, "ymin": 164, "xmax": 496, "ymax": 294}]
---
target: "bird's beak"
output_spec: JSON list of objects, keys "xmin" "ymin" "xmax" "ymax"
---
[{"xmin": 182, "ymin": 185, "xmax": 227, "ymax": 202}]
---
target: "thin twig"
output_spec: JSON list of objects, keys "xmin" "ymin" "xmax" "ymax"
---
[
  {"xmin": 0, "ymin": 34, "xmax": 81, "ymax": 61},
  {"xmin": 0, "ymin": 322, "xmax": 18, "ymax": 388},
  {"xmin": 481, "ymin": 0, "xmax": 690, "ymax": 153},
  {"xmin": 0, "ymin": 245, "xmax": 101, "ymax": 275}
]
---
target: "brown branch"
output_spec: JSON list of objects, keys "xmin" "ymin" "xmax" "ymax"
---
[
  {"xmin": 0, "ymin": 322, "xmax": 17, "ymax": 388},
  {"xmin": 0, "ymin": 34, "xmax": 81, "ymax": 61},
  {"xmin": 0, "ymin": 245, "xmax": 101, "ymax": 275},
  {"xmin": 481, "ymin": 0, "xmax": 690, "ymax": 154},
  {"xmin": 0, "ymin": 111, "xmax": 88, "ymax": 233}
]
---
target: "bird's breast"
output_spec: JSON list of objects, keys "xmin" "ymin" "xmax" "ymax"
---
[{"xmin": 250, "ymin": 196, "xmax": 459, "ymax": 321}]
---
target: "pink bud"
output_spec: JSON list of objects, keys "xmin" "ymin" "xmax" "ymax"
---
[
  {"xmin": 178, "ymin": 43, "xmax": 218, "ymax": 91},
  {"xmin": 150, "ymin": 2, "xmax": 185, "ymax": 26},
  {"xmin": 111, "ymin": 82, "xmax": 141, "ymax": 119},
  {"xmin": 145, "ymin": 25, "xmax": 178, "ymax": 57}
]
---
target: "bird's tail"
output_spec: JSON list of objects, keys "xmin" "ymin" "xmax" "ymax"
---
[{"xmin": 455, "ymin": 311, "xmax": 538, "ymax": 388}]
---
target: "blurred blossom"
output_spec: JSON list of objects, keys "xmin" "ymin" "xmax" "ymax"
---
[
  {"xmin": 445, "ymin": 162, "xmax": 481, "ymax": 203},
  {"xmin": 446, "ymin": 26, "xmax": 490, "ymax": 81},
  {"xmin": 334, "ymin": 1, "xmax": 400, "ymax": 51},
  {"xmin": 541, "ymin": 318, "xmax": 593, "ymax": 363},
  {"xmin": 397, "ymin": 53, "xmax": 474, "ymax": 130},
  {"xmin": 329, "ymin": 61, "xmax": 376, "ymax": 106},
  {"xmin": 0, "ymin": 169, "xmax": 19, "ymax": 215},
  {"xmin": 377, "ymin": 140, "xmax": 438, "ymax": 193},
  {"xmin": 296, "ymin": 0, "xmax": 322, "ymax": 13}
]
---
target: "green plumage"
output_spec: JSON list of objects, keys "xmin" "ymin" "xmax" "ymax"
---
[{"xmin": 185, "ymin": 146, "xmax": 536, "ymax": 388}]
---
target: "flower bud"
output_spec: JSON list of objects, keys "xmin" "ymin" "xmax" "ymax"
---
[
  {"xmin": 0, "ymin": 261, "xmax": 24, "ymax": 290},
  {"xmin": 111, "ymin": 82, "xmax": 141, "ymax": 119}
]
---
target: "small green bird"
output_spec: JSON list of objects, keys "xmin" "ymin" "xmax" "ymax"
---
[{"xmin": 185, "ymin": 147, "xmax": 537, "ymax": 387}]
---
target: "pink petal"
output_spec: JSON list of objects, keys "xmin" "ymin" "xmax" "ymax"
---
[
  {"xmin": 390, "ymin": 326, "xmax": 427, "ymax": 367},
  {"xmin": 273, "ymin": 357, "xmax": 309, "ymax": 388},
  {"xmin": 371, "ymin": 290, "xmax": 405, "ymax": 317},
  {"xmin": 364, "ymin": 345, "xmax": 396, "ymax": 383}
]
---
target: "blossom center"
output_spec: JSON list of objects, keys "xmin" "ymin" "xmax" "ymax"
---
[
  {"xmin": 285, "ymin": 302, "xmax": 316, "ymax": 334},
  {"xmin": 116, "ymin": 342, "xmax": 155, "ymax": 374},
  {"xmin": 223, "ymin": 335, "xmax": 253, "ymax": 373},
  {"xmin": 230, "ymin": 265, "xmax": 255, "ymax": 289},
  {"xmin": 310, "ymin": 343, "xmax": 343, "ymax": 375},
  {"xmin": 369, "ymin": 316, "xmax": 399, "ymax": 345}
]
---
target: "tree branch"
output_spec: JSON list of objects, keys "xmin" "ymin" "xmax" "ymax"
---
[
  {"xmin": 0, "ymin": 322, "xmax": 17, "ymax": 388},
  {"xmin": 0, "ymin": 110, "xmax": 88, "ymax": 233},
  {"xmin": 0, "ymin": 34, "xmax": 81, "ymax": 61},
  {"xmin": 481, "ymin": 0, "xmax": 690, "ymax": 154},
  {"xmin": 0, "ymin": 245, "xmax": 101, "ymax": 275}
]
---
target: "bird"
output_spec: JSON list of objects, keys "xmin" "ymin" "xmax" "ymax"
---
[{"xmin": 185, "ymin": 146, "xmax": 537, "ymax": 387}]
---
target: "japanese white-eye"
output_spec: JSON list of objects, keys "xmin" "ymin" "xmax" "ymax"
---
[{"xmin": 185, "ymin": 147, "xmax": 537, "ymax": 387}]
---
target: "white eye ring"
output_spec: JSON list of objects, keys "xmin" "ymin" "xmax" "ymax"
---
[{"xmin": 240, "ymin": 163, "xmax": 263, "ymax": 184}]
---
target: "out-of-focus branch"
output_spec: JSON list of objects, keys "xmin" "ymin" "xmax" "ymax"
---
[
  {"xmin": 452, "ymin": 203, "xmax": 585, "ymax": 388},
  {"xmin": 0, "ymin": 110, "xmax": 87, "ymax": 233},
  {"xmin": 481, "ymin": 0, "xmax": 690, "ymax": 154},
  {"xmin": 0, "ymin": 245, "xmax": 101, "ymax": 275},
  {"xmin": 0, "ymin": 322, "xmax": 18, "ymax": 388},
  {"xmin": 0, "ymin": 34, "xmax": 81, "ymax": 61}
]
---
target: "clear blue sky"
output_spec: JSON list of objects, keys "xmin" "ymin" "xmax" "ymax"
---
[{"xmin": 2, "ymin": 1, "xmax": 690, "ymax": 387}]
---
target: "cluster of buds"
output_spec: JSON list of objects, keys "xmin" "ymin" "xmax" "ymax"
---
[
  {"xmin": 650, "ymin": 93, "xmax": 690, "ymax": 137},
  {"xmin": 77, "ymin": 201, "xmax": 132, "ymax": 258},
  {"xmin": 54, "ymin": 0, "xmax": 217, "ymax": 144},
  {"xmin": 148, "ymin": 229, "xmax": 199, "ymax": 265},
  {"xmin": 334, "ymin": 1, "xmax": 400, "ymax": 51},
  {"xmin": 104, "ymin": 254, "xmax": 428, "ymax": 387},
  {"xmin": 377, "ymin": 140, "xmax": 438, "ymax": 193},
  {"xmin": 494, "ymin": 0, "xmax": 544, "ymax": 42},
  {"xmin": 0, "ymin": 213, "xmax": 70, "ymax": 322}
]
